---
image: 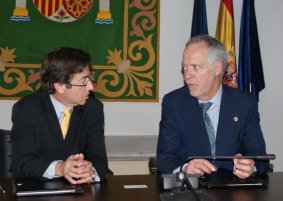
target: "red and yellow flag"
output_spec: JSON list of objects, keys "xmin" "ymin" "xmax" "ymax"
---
[{"xmin": 215, "ymin": 0, "xmax": 237, "ymax": 88}]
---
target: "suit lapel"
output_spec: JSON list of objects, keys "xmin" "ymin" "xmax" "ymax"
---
[
  {"xmin": 216, "ymin": 86, "xmax": 239, "ymax": 155},
  {"xmin": 65, "ymin": 106, "xmax": 81, "ymax": 143},
  {"xmin": 39, "ymin": 90, "xmax": 63, "ymax": 142},
  {"xmin": 40, "ymin": 90, "xmax": 80, "ymax": 144},
  {"xmin": 179, "ymin": 88, "xmax": 211, "ymax": 155}
]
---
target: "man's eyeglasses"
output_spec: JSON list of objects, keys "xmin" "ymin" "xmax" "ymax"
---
[{"xmin": 66, "ymin": 75, "xmax": 96, "ymax": 87}]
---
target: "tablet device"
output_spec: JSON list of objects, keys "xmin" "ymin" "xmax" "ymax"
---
[
  {"xmin": 199, "ymin": 170, "xmax": 266, "ymax": 188},
  {"xmin": 14, "ymin": 179, "xmax": 84, "ymax": 197}
]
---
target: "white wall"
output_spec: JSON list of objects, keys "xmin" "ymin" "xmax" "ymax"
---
[{"xmin": 1, "ymin": 0, "xmax": 282, "ymax": 171}]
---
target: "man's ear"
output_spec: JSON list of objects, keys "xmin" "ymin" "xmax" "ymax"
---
[
  {"xmin": 214, "ymin": 61, "xmax": 224, "ymax": 76},
  {"xmin": 54, "ymin": 83, "xmax": 66, "ymax": 94}
]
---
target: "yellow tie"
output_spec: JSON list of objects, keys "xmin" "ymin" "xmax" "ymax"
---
[{"xmin": 60, "ymin": 107, "xmax": 72, "ymax": 139}]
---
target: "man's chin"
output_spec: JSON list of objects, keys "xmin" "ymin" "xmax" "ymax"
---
[
  {"xmin": 188, "ymin": 90, "xmax": 200, "ymax": 98},
  {"xmin": 188, "ymin": 86, "xmax": 197, "ymax": 94},
  {"xmin": 78, "ymin": 99, "xmax": 87, "ymax": 105}
]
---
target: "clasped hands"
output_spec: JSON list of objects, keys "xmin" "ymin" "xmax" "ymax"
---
[
  {"xmin": 183, "ymin": 154, "xmax": 255, "ymax": 179},
  {"xmin": 56, "ymin": 153, "xmax": 94, "ymax": 184}
]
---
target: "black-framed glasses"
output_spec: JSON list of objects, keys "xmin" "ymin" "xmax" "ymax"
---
[{"xmin": 66, "ymin": 75, "xmax": 96, "ymax": 87}]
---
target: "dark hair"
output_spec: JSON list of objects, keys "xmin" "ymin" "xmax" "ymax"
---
[{"xmin": 40, "ymin": 47, "xmax": 91, "ymax": 94}]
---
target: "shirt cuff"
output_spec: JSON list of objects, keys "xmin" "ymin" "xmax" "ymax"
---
[
  {"xmin": 93, "ymin": 167, "xmax": 101, "ymax": 182},
  {"xmin": 43, "ymin": 160, "xmax": 62, "ymax": 179},
  {"xmin": 233, "ymin": 165, "xmax": 257, "ymax": 175}
]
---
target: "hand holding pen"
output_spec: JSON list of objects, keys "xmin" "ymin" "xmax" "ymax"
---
[{"xmin": 181, "ymin": 154, "xmax": 275, "ymax": 176}]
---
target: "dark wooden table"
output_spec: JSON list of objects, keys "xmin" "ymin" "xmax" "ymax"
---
[{"xmin": 0, "ymin": 173, "xmax": 282, "ymax": 201}]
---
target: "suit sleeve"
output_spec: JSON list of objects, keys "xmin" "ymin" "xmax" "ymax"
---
[
  {"xmin": 242, "ymin": 97, "xmax": 270, "ymax": 174},
  {"xmin": 11, "ymin": 103, "xmax": 53, "ymax": 179},
  {"xmin": 157, "ymin": 94, "xmax": 183, "ymax": 174},
  {"xmin": 83, "ymin": 100, "xmax": 110, "ymax": 180}
]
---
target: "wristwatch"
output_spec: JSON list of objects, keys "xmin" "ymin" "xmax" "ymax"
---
[{"xmin": 89, "ymin": 168, "xmax": 96, "ymax": 183}]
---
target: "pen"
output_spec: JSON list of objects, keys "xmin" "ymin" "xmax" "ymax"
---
[
  {"xmin": 189, "ymin": 154, "xmax": 276, "ymax": 161},
  {"xmin": 0, "ymin": 185, "xmax": 6, "ymax": 194},
  {"xmin": 180, "ymin": 154, "xmax": 276, "ymax": 171}
]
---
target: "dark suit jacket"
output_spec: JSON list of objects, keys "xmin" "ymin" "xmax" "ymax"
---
[
  {"xmin": 11, "ymin": 89, "xmax": 110, "ymax": 180},
  {"xmin": 157, "ymin": 85, "xmax": 269, "ymax": 174}
]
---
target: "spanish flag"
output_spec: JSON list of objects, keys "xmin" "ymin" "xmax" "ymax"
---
[{"xmin": 215, "ymin": 0, "xmax": 237, "ymax": 88}]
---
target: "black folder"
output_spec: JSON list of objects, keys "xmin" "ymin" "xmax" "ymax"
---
[
  {"xmin": 160, "ymin": 189, "xmax": 211, "ymax": 201},
  {"xmin": 199, "ymin": 169, "xmax": 266, "ymax": 188},
  {"xmin": 14, "ymin": 179, "xmax": 84, "ymax": 197}
]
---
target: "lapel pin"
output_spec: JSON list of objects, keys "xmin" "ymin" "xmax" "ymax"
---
[{"xmin": 233, "ymin": 116, "xmax": 238, "ymax": 122}]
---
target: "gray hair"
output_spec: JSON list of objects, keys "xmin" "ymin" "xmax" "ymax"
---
[{"xmin": 185, "ymin": 35, "xmax": 227, "ymax": 74}]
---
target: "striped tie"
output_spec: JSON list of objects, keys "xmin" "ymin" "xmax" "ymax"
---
[{"xmin": 199, "ymin": 102, "xmax": 216, "ymax": 156}]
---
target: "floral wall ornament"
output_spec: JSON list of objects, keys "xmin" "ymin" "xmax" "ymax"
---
[
  {"xmin": 0, "ymin": 0, "xmax": 159, "ymax": 101},
  {"xmin": 0, "ymin": 47, "xmax": 17, "ymax": 72}
]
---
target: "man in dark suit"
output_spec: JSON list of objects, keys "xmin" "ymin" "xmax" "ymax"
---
[
  {"xmin": 11, "ymin": 47, "xmax": 111, "ymax": 184},
  {"xmin": 157, "ymin": 35, "xmax": 269, "ymax": 179}
]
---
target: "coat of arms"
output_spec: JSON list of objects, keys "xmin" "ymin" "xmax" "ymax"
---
[{"xmin": 11, "ymin": 0, "xmax": 112, "ymax": 23}]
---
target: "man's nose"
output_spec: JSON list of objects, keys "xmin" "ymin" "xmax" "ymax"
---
[
  {"xmin": 87, "ymin": 80, "xmax": 95, "ymax": 90},
  {"xmin": 184, "ymin": 67, "xmax": 193, "ymax": 77}
]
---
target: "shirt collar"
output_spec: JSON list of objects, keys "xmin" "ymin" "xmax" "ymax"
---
[
  {"xmin": 50, "ymin": 95, "xmax": 67, "ymax": 119},
  {"xmin": 198, "ymin": 85, "xmax": 222, "ymax": 107}
]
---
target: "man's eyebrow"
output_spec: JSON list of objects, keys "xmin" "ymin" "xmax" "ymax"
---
[{"xmin": 79, "ymin": 75, "xmax": 91, "ymax": 80}]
